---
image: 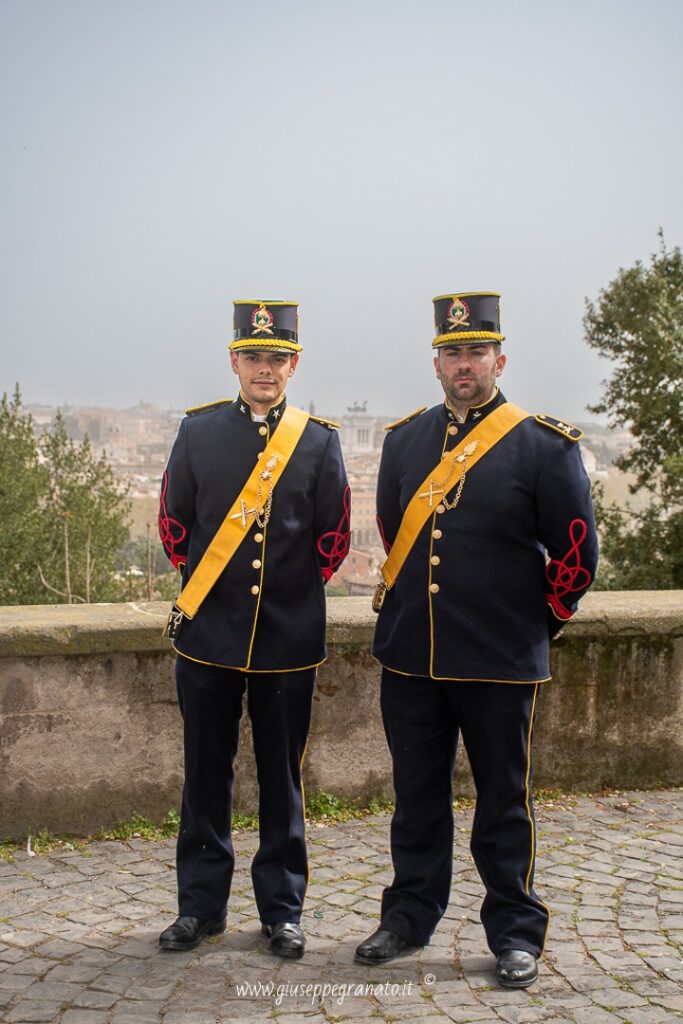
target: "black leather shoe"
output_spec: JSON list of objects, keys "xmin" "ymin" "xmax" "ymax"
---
[
  {"xmin": 262, "ymin": 922, "xmax": 305, "ymax": 959},
  {"xmin": 159, "ymin": 915, "xmax": 226, "ymax": 951},
  {"xmin": 496, "ymin": 949, "xmax": 538, "ymax": 988},
  {"xmin": 354, "ymin": 928, "xmax": 418, "ymax": 965}
]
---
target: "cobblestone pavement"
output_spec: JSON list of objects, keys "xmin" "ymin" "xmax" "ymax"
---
[{"xmin": 1, "ymin": 790, "xmax": 682, "ymax": 1024}]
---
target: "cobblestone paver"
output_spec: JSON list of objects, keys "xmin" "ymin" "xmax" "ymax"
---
[{"xmin": 1, "ymin": 791, "xmax": 681, "ymax": 1023}]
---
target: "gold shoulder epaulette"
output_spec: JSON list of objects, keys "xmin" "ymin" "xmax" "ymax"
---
[
  {"xmin": 535, "ymin": 413, "xmax": 583, "ymax": 442},
  {"xmin": 309, "ymin": 414, "xmax": 341, "ymax": 429},
  {"xmin": 185, "ymin": 398, "xmax": 233, "ymax": 417},
  {"xmin": 384, "ymin": 407, "xmax": 427, "ymax": 431}
]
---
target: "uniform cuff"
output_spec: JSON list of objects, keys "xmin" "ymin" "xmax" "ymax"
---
[{"xmin": 546, "ymin": 593, "xmax": 573, "ymax": 621}]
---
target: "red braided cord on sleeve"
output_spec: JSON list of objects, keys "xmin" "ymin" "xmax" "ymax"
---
[
  {"xmin": 318, "ymin": 486, "xmax": 351, "ymax": 582},
  {"xmin": 158, "ymin": 471, "xmax": 188, "ymax": 570},
  {"xmin": 376, "ymin": 515, "xmax": 392, "ymax": 555},
  {"xmin": 545, "ymin": 518, "xmax": 592, "ymax": 617}
]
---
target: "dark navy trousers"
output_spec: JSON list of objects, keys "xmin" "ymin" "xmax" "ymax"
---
[
  {"xmin": 174, "ymin": 656, "xmax": 315, "ymax": 924},
  {"xmin": 379, "ymin": 669, "xmax": 549, "ymax": 956}
]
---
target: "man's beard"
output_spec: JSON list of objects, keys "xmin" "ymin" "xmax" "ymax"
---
[{"xmin": 444, "ymin": 376, "xmax": 496, "ymax": 409}]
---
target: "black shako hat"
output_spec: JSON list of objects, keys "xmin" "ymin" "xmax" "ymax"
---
[
  {"xmin": 230, "ymin": 300, "xmax": 301, "ymax": 353},
  {"xmin": 432, "ymin": 292, "xmax": 505, "ymax": 347}
]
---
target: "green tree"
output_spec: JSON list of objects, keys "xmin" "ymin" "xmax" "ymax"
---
[
  {"xmin": 0, "ymin": 388, "xmax": 132, "ymax": 604},
  {"xmin": 116, "ymin": 528, "xmax": 181, "ymax": 602},
  {"xmin": 37, "ymin": 412, "xmax": 131, "ymax": 603},
  {"xmin": 0, "ymin": 386, "xmax": 49, "ymax": 604},
  {"xmin": 584, "ymin": 232, "xmax": 683, "ymax": 588}
]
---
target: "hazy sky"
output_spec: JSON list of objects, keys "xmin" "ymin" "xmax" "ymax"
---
[{"xmin": 2, "ymin": 0, "xmax": 682, "ymax": 421}]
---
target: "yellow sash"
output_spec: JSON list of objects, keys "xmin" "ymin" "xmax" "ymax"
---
[
  {"xmin": 173, "ymin": 405, "xmax": 310, "ymax": 622},
  {"xmin": 373, "ymin": 403, "xmax": 529, "ymax": 610}
]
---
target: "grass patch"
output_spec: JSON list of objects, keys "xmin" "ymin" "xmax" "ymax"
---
[
  {"xmin": 0, "ymin": 840, "xmax": 19, "ymax": 863},
  {"xmin": 96, "ymin": 809, "xmax": 181, "ymax": 842},
  {"xmin": 1, "ymin": 830, "xmax": 89, "ymax": 858},
  {"xmin": 232, "ymin": 810, "xmax": 260, "ymax": 832},
  {"xmin": 1, "ymin": 811, "xmax": 182, "ymax": 858},
  {"xmin": 533, "ymin": 787, "xmax": 578, "ymax": 809},
  {"xmin": 305, "ymin": 790, "xmax": 394, "ymax": 823}
]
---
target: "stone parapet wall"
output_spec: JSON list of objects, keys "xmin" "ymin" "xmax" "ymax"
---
[{"xmin": 1, "ymin": 593, "xmax": 681, "ymax": 838}]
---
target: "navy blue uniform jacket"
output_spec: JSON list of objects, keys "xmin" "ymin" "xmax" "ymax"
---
[
  {"xmin": 373, "ymin": 391, "xmax": 598, "ymax": 683},
  {"xmin": 159, "ymin": 395, "xmax": 350, "ymax": 672}
]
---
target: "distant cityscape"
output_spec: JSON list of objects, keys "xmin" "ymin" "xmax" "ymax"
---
[{"xmin": 25, "ymin": 400, "xmax": 635, "ymax": 595}]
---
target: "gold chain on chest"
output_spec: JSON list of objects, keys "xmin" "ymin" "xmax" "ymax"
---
[
  {"xmin": 254, "ymin": 455, "xmax": 279, "ymax": 528},
  {"xmin": 419, "ymin": 439, "xmax": 479, "ymax": 513},
  {"xmin": 441, "ymin": 440, "xmax": 478, "ymax": 510}
]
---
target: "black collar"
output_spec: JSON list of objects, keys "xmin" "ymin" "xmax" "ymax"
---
[
  {"xmin": 236, "ymin": 393, "xmax": 287, "ymax": 424},
  {"xmin": 444, "ymin": 388, "xmax": 505, "ymax": 424}
]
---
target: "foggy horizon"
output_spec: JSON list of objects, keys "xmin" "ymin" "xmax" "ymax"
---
[{"xmin": 2, "ymin": 0, "xmax": 682, "ymax": 425}]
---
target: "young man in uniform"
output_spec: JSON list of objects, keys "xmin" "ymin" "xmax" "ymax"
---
[
  {"xmin": 355, "ymin": 292, "xmax": 598, "ymax": 987},
  {"xmin": 158, "ymin": 300, "xmax": 350, "ymax": 958}
]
